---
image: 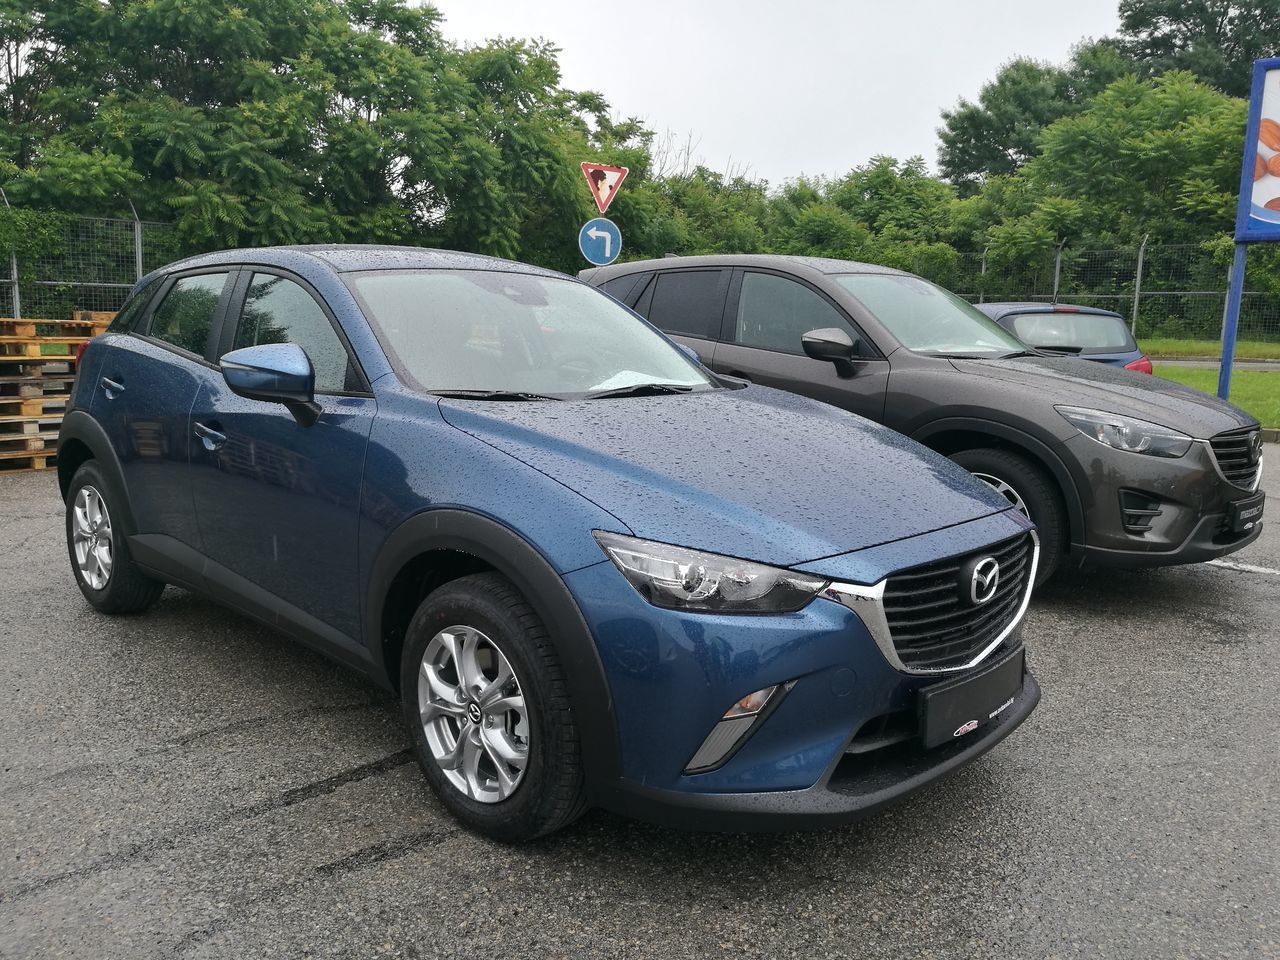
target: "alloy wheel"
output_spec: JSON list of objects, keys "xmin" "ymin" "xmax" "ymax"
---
[
  {"xmin": 971, "ymin": 471, "xmax": 1030, "ymax": 519},
  {"xmin": 72, "ymin": 485, "xmax": 114, "ymax": 590},
  {"xmin": 417, "ymin": 625, "xmax": 529, "ymax": 803}
]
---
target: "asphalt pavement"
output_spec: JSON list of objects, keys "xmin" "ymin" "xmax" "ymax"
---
[{"xmin": 2, "ymin": 457, "xmax": 1278, "ymax": 959}]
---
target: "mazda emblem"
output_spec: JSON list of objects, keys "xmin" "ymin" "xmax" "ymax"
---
[
  {"xmin": 1249, "ymin": 431, "xmax": 1262, "ymax": 465},
  {"xmin": 968, "ymin": 557, "xmax": 1000, "ymax": 605}
]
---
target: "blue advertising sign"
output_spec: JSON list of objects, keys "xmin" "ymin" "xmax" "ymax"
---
[
  {"xmin": 1234, "ymin": 57, "xmax": 1280, "ymax": 242},
  {"xmin": 578, "ymin": 217, "xmax": 621, "ymax": 266}
]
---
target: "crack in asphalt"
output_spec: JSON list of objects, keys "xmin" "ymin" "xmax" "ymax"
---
[
  {"xmin": 0, "ymin": 749, "xmax": 415, "ymax": 906},
  {"xmin": 314, "ymin": 830, "xmax": 450, "ymax": 878},
  {"xmin": 1, "ymin": 700, "xmax": 393, "ymax": 798}
]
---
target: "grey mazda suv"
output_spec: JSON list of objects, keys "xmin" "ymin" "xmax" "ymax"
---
[{"xmin": 581, "ymin": 255, "xmax": 1264, "ymax": 582}]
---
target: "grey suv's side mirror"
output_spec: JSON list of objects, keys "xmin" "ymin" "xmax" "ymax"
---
[
  {"xmin": 220, "ymin": 343, "xmax": 321, "ymax": 426},
  {"xmin": 801, "ymin": 327, "xmax": 860, "ymax": 377}
]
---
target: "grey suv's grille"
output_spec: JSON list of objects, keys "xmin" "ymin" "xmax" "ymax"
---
[
  {"xmin": 1209, "ymin": 428, "xmax": 1261, "ymax": 490},
  {"xmin": 882, "ymin": 534, "xmax": 1033, "ymax": 671}
]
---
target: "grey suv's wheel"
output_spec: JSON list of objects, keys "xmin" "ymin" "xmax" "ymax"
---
[
  {"xmin": 400, "ymin": 572, "xmax": 586, "ymax": 841},
  {"xmin": 949, "ymin": 448, "xmax": 1065, "ymax": 585},
  {"xmin": 65, "ymin": 461, "xmax": 165, "ymax": 613}
]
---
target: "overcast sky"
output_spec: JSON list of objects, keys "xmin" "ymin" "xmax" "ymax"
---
[{"xmin": 431, "ymin": 0, "xmax": 1120, "ymax": 185}]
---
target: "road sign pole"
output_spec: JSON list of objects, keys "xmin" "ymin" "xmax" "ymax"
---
[{"xmin": 1217, "ymin": 242, "xmax": 1248, "ymax": 400}]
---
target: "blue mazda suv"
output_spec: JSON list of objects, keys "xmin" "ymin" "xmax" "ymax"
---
[{"xmin": 58, "ymin": 246, "xmax": 1040, "ymax": 840}]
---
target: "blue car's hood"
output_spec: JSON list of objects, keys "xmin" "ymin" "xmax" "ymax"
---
[{"xmin": 438, "ymin": 385, "xmax": 1010, "ymax": 567}]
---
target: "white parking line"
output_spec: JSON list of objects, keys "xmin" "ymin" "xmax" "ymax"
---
[{"xmin": 1208, "ymin": 559, "xmax": 1280, "ymax": 576}]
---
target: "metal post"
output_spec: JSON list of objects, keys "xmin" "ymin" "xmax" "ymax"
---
[
  {"xmin": 1217, "ymin": 242, "xmax": 1248, "ymax": 400},
  {"xmin": 0, "ymin": 188, "xmax": 19, "ymax": 321},
  {"xmin": 1052, "ymin": 243, "xmax": 1064, "ymax": 303},
  {"xmin": 127, "ymin": 198, "xmax": 143, "ymax": 281},
  {"xmin": 1130, "ymin": 233, "xmax": 1148, "ymax": 335},
  {"xmin": 979, "ymin": 245, "xmax": 989, "ymax": 304}
]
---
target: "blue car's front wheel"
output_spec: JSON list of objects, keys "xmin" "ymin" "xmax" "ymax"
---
[{"xmin": 400, "ymin": 572, "xmax": 587, "ymax": 841}]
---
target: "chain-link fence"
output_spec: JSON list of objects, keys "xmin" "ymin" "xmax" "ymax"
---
[
  {"xmin": 1, "ymin": 213, "xmax": 180, "ymax": 321},
  {"xmin": 936, "ymin": 242, "xmax": 1280, "ymax": 343},
  {"xmin": 6, "ymin": 211, "xmax": 1280, "ymax": 345}
]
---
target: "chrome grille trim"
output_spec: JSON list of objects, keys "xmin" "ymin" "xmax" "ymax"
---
[
  {"xmin": 821, "ymin": 530, "xmax": 1039, "ymax": 676},
  {"xmin": 1203, "ymin": 428, "xmax": 1263, "ymax": 492}
]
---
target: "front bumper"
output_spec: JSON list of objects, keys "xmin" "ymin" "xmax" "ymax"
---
[
  {"xmin": 563, "ymin": 510, "xmax": 1039, "ymax": 830},
  {"xmin": 1062, "ymin": 432, "xmax": 1263, "ymax": 567},
  {"xmin": 603, "ymin": 672, "xmax": 1040, "ymax": 832}
]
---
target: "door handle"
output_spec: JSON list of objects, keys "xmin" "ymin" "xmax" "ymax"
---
[
  {"xmin": 100, "ymin": 377, "xmax": 124, "ymax": 399},
  {"xmin": 193, "ymin": 421, "xmax": 227, "ymax": 452}
]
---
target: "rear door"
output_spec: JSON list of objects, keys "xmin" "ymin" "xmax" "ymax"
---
[
  {"xmin": 92, "ymin": 269, "xmax": 235, "ymax": 546},
  {"xmin": 630, "ymin": 269, "xmax": 729, "ymax": 366},
  {"xmin": 712, "ymin": 269, "xmax": 890, "ymax": 422},
  {"xmin": 187, "ymin": 268, "xmax": 375, "ymax": 654}
]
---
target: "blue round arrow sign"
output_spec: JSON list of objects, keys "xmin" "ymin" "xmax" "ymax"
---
[{"xmin": 578, "ymin": 217, "xmax": 621, "ymax": 266}]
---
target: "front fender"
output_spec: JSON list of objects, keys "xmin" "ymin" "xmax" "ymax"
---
[
  {"xmin": 911, "ymin": 416, "xmax": 1085, "ymax": 548},
  {"xmin": 365, "ymin": 508, "xmax": 621, "ymax": 798}
]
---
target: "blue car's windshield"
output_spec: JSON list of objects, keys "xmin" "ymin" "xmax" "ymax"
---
[
  {"xmin": 347, "ymin": 269, "xmax": 715, "ymax": 398},
  {"xmin": 834, "ymin": 274, "xmax": 1025, "ymax": 358}
]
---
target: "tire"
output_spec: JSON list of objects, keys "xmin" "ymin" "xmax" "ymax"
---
[
  {"xmin": 948, "ymin": 447, "xmax": 1065, "ymax": 585},
  {"xmin": 400, "ymin": 572, "xmax": 586, "ymax": 842},
  {"xmin": 65, "ymin": 461, "xmax": 165, "ymax": 614}
]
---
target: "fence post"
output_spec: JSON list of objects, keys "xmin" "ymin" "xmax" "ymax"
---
[
  {"xmin": 1130, "ymin": 234, "xmax": 1148, "ymax": 335},
  {"xmin": 0, "ymin": 188, "xmax": 19, "ymax": 322},
  {"xmin": 127, "ymin": 198, "xmax": 143, "ymax": 281},
  {"xmin": 1052, "ymin": 242, "xmax": 1064, "ymax": 303},
  {"xmin": 979, "ymin": 245, "xmax": 989, "ymax": 304}
]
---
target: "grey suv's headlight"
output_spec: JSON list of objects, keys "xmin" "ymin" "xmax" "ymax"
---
[
  {"xmin": 593, "ymin": 532, "xmax": 827, "ymax": 613},
  {"xmin": 1056, "ymin": 405, "xmax": 1193, "ymax": 458}
]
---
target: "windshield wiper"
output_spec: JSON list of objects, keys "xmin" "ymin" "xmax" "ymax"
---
[
  {"xmin": 997, "ymin": 350, "xmax": 1042, "ymax": 359},
  {"xmin": 431, "ymin": 389, "xmax": 563, "ymax": 401},
  {"xmin": 584, "ymin": 382, "xmax": 698, "ymax": 400},
  {"xmin": 1031, "ymin": 345, "xmax": 1084, "ymax": 354}
]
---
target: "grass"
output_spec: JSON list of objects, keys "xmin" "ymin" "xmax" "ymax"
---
[
  {"xmin": 1155, "ymin": 365, "xmax": 1280, "ymax": 428},
  {"xmin": 1140, "ymin": 337, "xmax": 1280, "ymax": 360}
]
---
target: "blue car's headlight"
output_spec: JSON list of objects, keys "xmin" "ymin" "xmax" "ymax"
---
[
  {"xmin": 1056, "ymin": 405, "xmax": 1193, "ymax": 458},
  {"xmin": 593, "ymin": 532, "xmax": 828, "ymax": 614}
]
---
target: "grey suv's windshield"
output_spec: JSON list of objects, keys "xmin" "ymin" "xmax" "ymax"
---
[
  {"xmin": 348, "ymin": 270, "xmax": 715, "ymax": 398},
  {"xmin": 834, "ymin": 274, "xmax": 1025, "ymax": 357}
]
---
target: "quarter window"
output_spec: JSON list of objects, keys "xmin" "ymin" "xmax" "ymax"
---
[
  {"xmin": 149, "ymin": 273, "xmax": 228, "ymax": 355},
  {"xmin": 108, "ymin": 278, "xmax": 160, "ymax": 333},
  {"xmin": 640, "ymin": 271, "xmax": 726, "ymax": 340},
  {"xmin": 232, "ymin": 273, "xmax": 359, "ymax": 394},
  {"xmin": 735, "ymin": 272, "xmax": 854, "ymax": 355}
]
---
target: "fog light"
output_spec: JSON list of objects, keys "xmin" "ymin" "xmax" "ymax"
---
[
  {"xmin": 686, "ymin": 683, "xmax": 790, "ymax": 773},
  {"xmin": 723, "ymin": 685, "xmax": 779, "ymax": 719}
]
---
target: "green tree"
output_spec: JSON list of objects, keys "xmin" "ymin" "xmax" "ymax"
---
[
  {"xmin": 937, "ymin": 42, "xmax": 1131, "ymax": 191},
  {"xmin": 0, "ymin": 0, "xmax": 611, "ymax": 264},
  {"xmin": 1116, "ymin": 0, "xmax": 1280, "ymax": 97}
]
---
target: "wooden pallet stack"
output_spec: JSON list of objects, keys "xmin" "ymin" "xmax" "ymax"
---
[{"xmin": 0, "ymin": 312, "xmax": 114, "ymax": 472}]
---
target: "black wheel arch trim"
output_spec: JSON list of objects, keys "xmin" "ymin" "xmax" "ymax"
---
[
  {"xmin": 56, "ymin": 410, "xmax": 139, "ymax": 534},
  {"xmin": 366, "ymin": 508, "xmax": 622, "ymax": 797},
  {"xmin": 911, "ymin": 417, "xmax": 1084, "ymax": 549}
]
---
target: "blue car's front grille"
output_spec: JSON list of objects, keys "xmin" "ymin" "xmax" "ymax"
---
[{"xmin": 881, "ymin": 534, "xmax": 1033, "ymax": 671}]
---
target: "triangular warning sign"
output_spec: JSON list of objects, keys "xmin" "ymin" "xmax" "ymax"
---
[{"xmin": 581, "ymin": 162, "xmax": 629, "ymax": 214}]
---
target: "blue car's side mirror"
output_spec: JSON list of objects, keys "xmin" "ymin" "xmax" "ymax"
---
[
  {"xmin": 677, "ymin": 343, "xmax": 701, "ymax": 364},
  {"xmin": 220, "ymin": 343, "xmax": 321, "ymax": 426}
]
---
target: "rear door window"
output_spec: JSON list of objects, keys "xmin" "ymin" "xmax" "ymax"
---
[
  {"xmin": 148, "ymin": 273, "xmax": 229, "ymax": 356},
  {"xmin": 638, "ymin": 270, "xmax": 728, "ymax": 341}
]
